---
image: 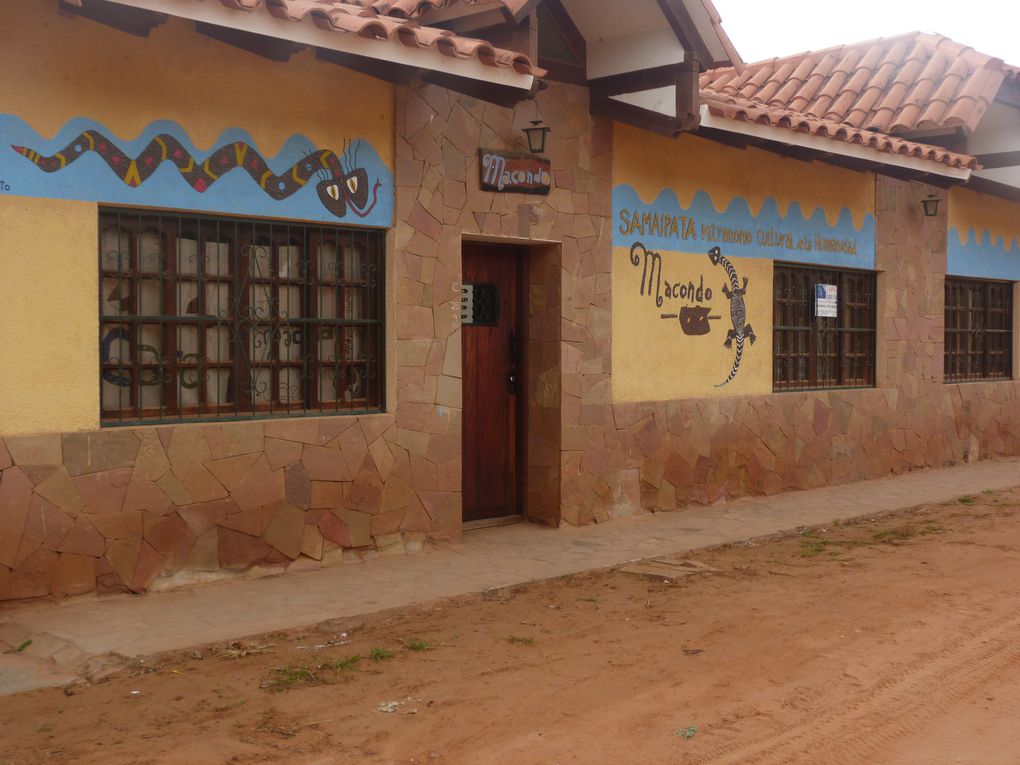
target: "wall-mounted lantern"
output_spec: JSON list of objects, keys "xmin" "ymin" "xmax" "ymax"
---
[
  {"xmin": 920, "ymin": 194, "xmax": 941, "ymax": 217},
  {"xmin": 523, "ymin": 120, "xmax": 551, "ymax": 154}
]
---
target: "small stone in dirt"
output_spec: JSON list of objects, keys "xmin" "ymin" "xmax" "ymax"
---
[
  {"xmin": 682, "ymin": 648, "xmax": 704, "ymax": 656},
  {"xmin": 378, "ymin": 701, "xmax": 402, "ymax": 713},
  {"xmin": 317, "ymin": 617, "xmax": 364, "ymax": 635}
]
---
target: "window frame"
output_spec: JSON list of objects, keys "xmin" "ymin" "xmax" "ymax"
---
[
  {"xmin": 98, "ymin": 207, "xmax": 386, "ymax": 426},
  {"xmin": 944, "ymin": 276, "xmax": 1013, "ymax": 383},
  {"xmin": 773, "ymin": 263, "xmax": 877, "ymax": 392}
]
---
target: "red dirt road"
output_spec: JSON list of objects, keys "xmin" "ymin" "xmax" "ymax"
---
[{"xmin": 2, "ymin": 488, "xmax": 1019, "ymax": 764}]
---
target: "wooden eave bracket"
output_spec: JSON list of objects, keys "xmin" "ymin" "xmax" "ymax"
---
[
  {"xmin": 588, "ymin": 59, "xmax": 701, "ymax": 136},
  {"xmin": 196, "ymin": 22, "xmax": 306, "ymax": 63},
  {"xmin": 59, "ymin": 0, "xmax": 165, "ymax": 37},
  {"xmin": 994, "ymin": 78, "xmax": 1020, "ymax": 110},
  {"xmin": 501, "ymin": 0, "xmax": 541, "ymax": 24},
  {"xmin": 975, "ymin": 150, "xmax": 1020, "ymax": 169},
  {"xmin": 654, "ymin": 0, "xmax": 716, "ymax": 69}
]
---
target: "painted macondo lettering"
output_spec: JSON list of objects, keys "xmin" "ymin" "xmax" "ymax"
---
[
  {"xmin": 629, "ymin": 242, "xmax": 713, "ymax": 308},
  {"xmin": 482, "ymin": 153, "xmax": 551, "ymax": 190},
  {"xmin": 618, "ymin": 207, "xmax": 698, "ymax": 241},
  {"xmin": 0, "ymin": 180, "xmax": 10, "ymax": 192}
]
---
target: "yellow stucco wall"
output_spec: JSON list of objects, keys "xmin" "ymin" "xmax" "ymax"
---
[
  {"xmin": 949, "ymin": 187, "xmax": 1020, "ymax": 249},
  {"xmin": 611, "ymin": 124, "xmax": 874, "ymax": 402},
  {"xmin": 2, "ymin": 2, "xmax": 393, "ymax": 164},
  {"xmin": 0, "ymin": 1, "xmax": 395, "ymax": 435},
  {"xmin": 613, "ymin": 246, "xmax": 773, "ymax": 401},
  {"xmin": 0, "ymin": 196, "xmax": 99, "ymax": 434},
  {"xmin": 614, "ymin": 124, "xmax": 874, "ymax": 230}
]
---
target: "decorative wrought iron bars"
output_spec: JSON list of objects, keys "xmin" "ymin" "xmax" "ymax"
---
[
  {"xmin": 99, "ymin": 208, "xmax": 384, "ymax": 425},
  {"xmin": 773, "ymin": 264, "xmax": 876, "ymax": 391},
  {"xmin": 945, "ymin": 277, "xmax": 1013, "ymax": 382}
]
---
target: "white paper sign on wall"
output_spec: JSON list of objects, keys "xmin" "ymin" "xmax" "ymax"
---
[{"xmin": 815, "ymin": 284, "xmax": 838, "ymax": 318}]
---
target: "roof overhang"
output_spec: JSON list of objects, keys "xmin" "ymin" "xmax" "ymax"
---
[
  {"xmin": 75, "ymin": 0, "xmax": 538, "ymax": 106},
  {"xmin": 698, "ymin": 106, "xmax": 973, "ymax": 182}
]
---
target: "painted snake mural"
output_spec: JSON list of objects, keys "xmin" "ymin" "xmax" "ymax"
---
[
  {"xmin": 708, "ymin": 246, "xmax": 756, "ymax": 387},
  {"xmin": 11, "ymin": 130, "xmax": 381, "ymax": 219}
]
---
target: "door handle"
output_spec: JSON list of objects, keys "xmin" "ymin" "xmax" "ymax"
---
[{"xmin": 508, "ymin": 331, "xmax": 519, "ymax": 394}]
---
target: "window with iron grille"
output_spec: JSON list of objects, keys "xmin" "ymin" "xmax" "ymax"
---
[
  {"xmin": 99, "ymin": 208, "xmax": 384, "ymax": 425},
  {"xmin": 773, "ymin": 264, "xmax": 876, "ymax": 391},
  {"xmin": 944, "ymin": 277, "xmax": 1013, "ymax": 383}
]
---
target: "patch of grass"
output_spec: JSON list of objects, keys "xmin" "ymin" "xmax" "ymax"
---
[
  {"xmin": 15, "ymin": 640, "xmax": 31, "ymax": 653},
  {"xmin": 872, "ymin": 526, "xmax": 915, "ymax": 543},
  {"xmin": 320, "ymin": 654, "xmax": 363, "ymax": 672},
  {"xmin": 795, "ymin": 534, "xmax": 828, "ymax": 558},
  {"xmin": 958, "ymin": 495, "xmax": 977, "ymax": 505},
  {"xmin": 578, "ymin": 597, "xmax": 598, "ymax": 603},
  {"xmin": 506, "ymin": 635, "xmax": 535, "ymax": 647},
  {"xmin": 369, "ymin": 647, "xmax": 395, "ymax": 662},
  {"xmin": 982, "ymin": 489, "xmax": 996, "ymax": 495},
  {"xmin": 37, "ymin": 724, "xmax": 51, "ymax": 734},
  {"xmin": 404, "ymin": 638, "xmax": 432, "ymax": 652},
  {"xmin": 266, "ymin": 665, "xmax": 318, "ymax": 693}
]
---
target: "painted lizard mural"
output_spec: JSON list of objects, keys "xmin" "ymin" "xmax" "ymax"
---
[
  {"xmin": 708, "ymin": 246, "xmax": 756, "ymax": 387},
  {"xmin": 11, "ymin": 130, "xmax": 381, "ymax": 219}
]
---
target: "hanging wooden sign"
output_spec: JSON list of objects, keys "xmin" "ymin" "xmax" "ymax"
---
[{"xmin": 479, "ymin": 149, "xmax": 551, "ymax": 195}]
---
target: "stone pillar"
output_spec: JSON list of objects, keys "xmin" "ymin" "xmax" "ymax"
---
[{"xmin": 874, "ymin": 175, "xmax": 947, "ymax": 466}]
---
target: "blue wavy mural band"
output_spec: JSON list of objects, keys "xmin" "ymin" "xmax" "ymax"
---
[
  {"xmin": 613, "ymin": 185, "xmax": 876, "ymax": 269},
  {"xmin": 948, "ymin": 227, "xmax": 1020, "ymax": 280},
  {"xmin": 0, "ymin": 115, "xmax": 393, "ymax": 228}
]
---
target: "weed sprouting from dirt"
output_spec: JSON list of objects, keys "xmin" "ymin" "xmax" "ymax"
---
[
  {"xmin": 959, "ymin": 495, "xmax": 977, "ymax": 505},
  {"xmin": 320, "ymin": 654, "xmax": 363, "ymax": 672},
  {"xmin": 872, "ymin": 526, "xmax": 916, "ymax": 543},
  {"xmin": 507, "ymin": 636, "xmax": 535, "ymax": 646},
  {"xmin": 215, "ymin": 641, "xmax": 274, "ymax": 660},
  {"xmin": 405, "ymin": 638, "xmax": 432, "ymax": 652},
  {"xmin": 266, "ymin": 666, "xmax": 318, "ymax": 692},
  {"xmin": 370, "ymin": 647, "xmax": 395, "ymax": 662}
]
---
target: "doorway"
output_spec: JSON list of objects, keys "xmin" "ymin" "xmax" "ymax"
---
[{"xmin": 461, "ymin": 242, "xmax": 525, "ymax": 522}]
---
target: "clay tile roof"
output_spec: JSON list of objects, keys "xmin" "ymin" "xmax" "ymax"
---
[
  {"xmin": 211, "ymin": 0, "xmax": 541, "ymax": 76},
  {"xmin": 700, "ymin": 90, "xmax": 979, "ymax": 171},
  {"xmin": 701, "ymin": 31, "xmax": 1016, "ymax": 137}
]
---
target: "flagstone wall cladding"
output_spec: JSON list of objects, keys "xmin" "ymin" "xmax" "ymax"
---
[
  {"xmin": 0, "ymin": 415, "xmax": 428, "ymax": 600},
  {"xmin": 597, "ymin": 176, "xmax": 1020, "ymax": 519},
  {"xmin": 5, "ymin": 81, "xmax": 1020, "ymax": 602},
  {"xmin": 393, "ymin": 80, "xmax": 612, "ymax": 529}
]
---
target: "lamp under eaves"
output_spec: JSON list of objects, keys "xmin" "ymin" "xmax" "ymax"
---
[
  {"xmin": 523, "ymin": 120, "xmax": 551, "ymax": 154},
  {"xmin": 921, "ymin": 194, "xmax": 940, "ymax": 217}
]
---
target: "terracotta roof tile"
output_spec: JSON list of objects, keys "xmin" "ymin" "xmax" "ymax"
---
[
  {"xmin": 702, "ymin": 32, "xmax": 1015, "ymax": 137},
  {"xmin": 191, "ymin": 0, "xmax": 542, "ymax": 77},
  {"xmin": 701, "ymin": 91, "xmax": 978, "ymax": 170}
]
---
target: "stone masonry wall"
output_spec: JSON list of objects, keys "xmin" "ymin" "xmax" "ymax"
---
[
  {"xmin": 0, "ymin": 414, "xmax": 436, "ymax": 600},
  {"xmin": 393, "ymin": 79, "xmax": 612, "ymax": 528},
  {"xmin": 592, "ymin": 176, "xmax": 1020, "ymax": 520}
]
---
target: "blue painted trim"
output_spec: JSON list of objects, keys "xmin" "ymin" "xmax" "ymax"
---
[
  {"xmin": 613, "ymin": 185, "xmax": 876, "ymax": 269},
  {"xmin": 0, "ymin": 115, "xmax": 393, "ymax": 228},
  {"xmin": 948, "ymin": 227, "xmax": 1020, "ymax": 280}
]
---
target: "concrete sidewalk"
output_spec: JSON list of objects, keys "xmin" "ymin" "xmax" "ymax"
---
[{"xmin": 2, "ymin": 457, "xmax": 1018, "ymax": 695}]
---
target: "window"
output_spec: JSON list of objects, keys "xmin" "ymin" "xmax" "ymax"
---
[
  {"xmin": 773, "ymin": 264, "xmax": 876, "ymax": 391},
  {"xmin": 99, "ymin": 208, "xmax": 384, "ymax": 424},
  {"xmin": 944, "ymin": 277, "xmax": 1013, "ymax": 382}
]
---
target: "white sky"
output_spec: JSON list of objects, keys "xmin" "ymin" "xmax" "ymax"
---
[{"xmin": 711, "ymin": 0, "xmax": 1020, "ymax": 66}]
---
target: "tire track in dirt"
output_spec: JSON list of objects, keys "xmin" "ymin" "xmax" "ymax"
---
[{"xmin": 690, "ymin": 608, "xmax": 1020, "ymax": 765}]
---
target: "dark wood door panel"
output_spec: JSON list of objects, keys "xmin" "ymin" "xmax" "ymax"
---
[{"xmin": 462, "ymin": 243, "xmax": 523, "ymax": 522}]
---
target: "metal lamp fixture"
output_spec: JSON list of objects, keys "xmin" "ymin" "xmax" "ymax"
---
[
  {"xmin": 523, "ymin": 120, "xmax": 550, "ymax": 154},
  {"xmin": 920, "ymin": 194, "xmax": 941, "ymax": 217}
]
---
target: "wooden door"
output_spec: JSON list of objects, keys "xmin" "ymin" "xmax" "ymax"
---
[{"xmin": 461, "ymin": 243, "xmax": 524, "ymax": 522}]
